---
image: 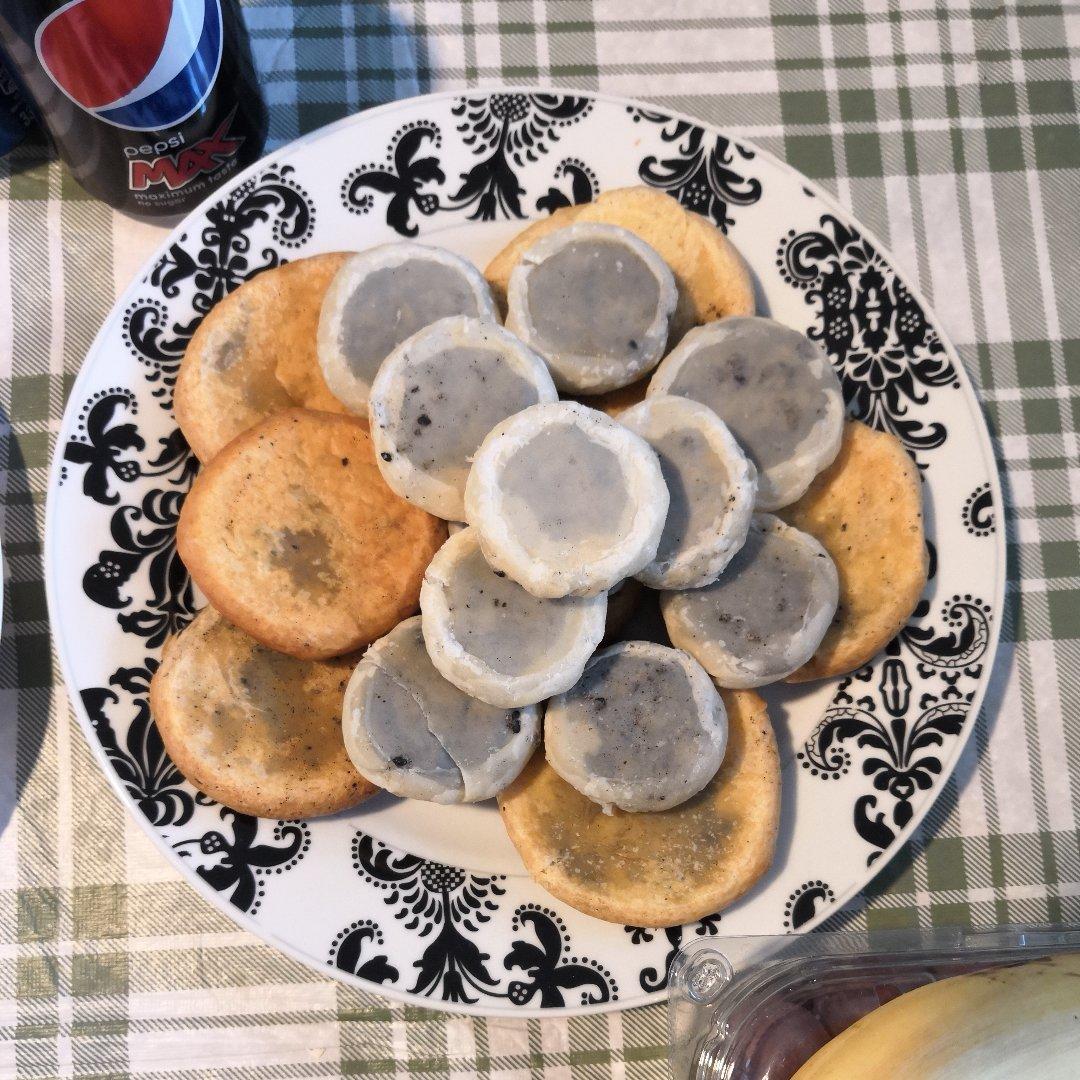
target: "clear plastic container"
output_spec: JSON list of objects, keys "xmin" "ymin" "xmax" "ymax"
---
[{"xmin": 669, "ymin": 925, "xmax": 1080, "ymax": 1080}]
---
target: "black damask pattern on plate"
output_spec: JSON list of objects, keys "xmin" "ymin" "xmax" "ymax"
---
[
  {"xmin": 799, "ymin": 595, "xmax": 992, "ymax": 865},
  {"xmin": 61, "ymin": 388, "xmax": 144, "ymax": 505},
  {"xmin": 123, "ymin": 164, "xmax": 315, "ymax": 408},
  {"xmin": 450, "ymin": 93, "xmax": 593, "ymax": 221},
  {"xmin": 329, "ymin": 919, "xmax": 399, "ymax": 985},
  {"xmin": 63, "ymin": 390, "xmax": 198, "ymax": 648},
  {"xmin": 784, "ymin": 881, "xmax": 835, "ymax": 930},
  {"xmin": 778, "ymin": 214, "xmax": 959, "ymax": 462},
  {"xmin": 175, "ymin": 809, "xmax": 310, "ymax": 915},
  {"xmin": 342, "ymin": 120, "xmax": 445, "ymax": 237},
  {"xmin": 350, "ymin": 834, "xmax": 618, "ymax": 1006},
  {"xmin": 343, "ymin": 94, "xmax": 594, "ymax": 234},
  {"xmin": 963, "ymin": 482, "xmax": 995, "ymax": 537},
  {"xmin": 85, "ymin": 480, "xmax": 194, "ymax": 646},
  {"xmin": 903, "ymin": 594, "xmax": 993, "ymax": 673},
  {"xmin": 80, "ymin": 656, "xmax": 196, "ymax": 829},
  {"xmin": 505, "ymin": 905, "xmax": 617, "ymax": 1007},
  {"xmin": 353, "ymin": 832, "xmax": 505, "ymax": 1003},
  {"xmin": 628, "ymin": 107, "xmax": 762, "ymax": 231},
  {"xmin": 624, "ymin": 916, "xmax": 721, "ymax": 993},
  {"xmin": 536, "ymin": 157, "xmax": 598, "ymax": 215}
]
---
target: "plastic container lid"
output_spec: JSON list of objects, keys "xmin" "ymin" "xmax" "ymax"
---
[{"xmin": 668, "ymin": 924, "xmax": 1080, "ymax": 1080}]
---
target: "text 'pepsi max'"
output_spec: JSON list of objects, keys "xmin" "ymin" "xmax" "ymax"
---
[{"xmin": 0, "ymin": 0, "xmax": 267, "ymax": 218}]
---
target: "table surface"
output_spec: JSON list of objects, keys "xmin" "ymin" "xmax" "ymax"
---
[{"xmin": 2, "ymin": 0, "xmax": 1078, "ymax": 1076}]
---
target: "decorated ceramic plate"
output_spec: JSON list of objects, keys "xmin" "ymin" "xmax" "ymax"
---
[{"xmin": 45, "ymin": 90, "xmax": 1004, "ymax": 1017}]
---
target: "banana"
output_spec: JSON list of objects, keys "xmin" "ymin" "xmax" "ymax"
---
[{"xmin": 793, "ymin": 953, "xmax": 1080, "ymax": 1079}]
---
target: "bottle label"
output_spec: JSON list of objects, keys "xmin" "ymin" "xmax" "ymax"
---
[{"xmin": 127, "ymin": 113, "xmax": 243, "ymax": 193}]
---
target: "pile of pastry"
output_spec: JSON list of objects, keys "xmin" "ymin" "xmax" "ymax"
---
[{"xmin": 152, "ymin": 187, "xmax": 927, "ymax": 925}]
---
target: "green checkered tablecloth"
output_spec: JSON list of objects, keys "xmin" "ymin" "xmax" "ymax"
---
[{"xmin": 2, "ymin": 0, "xmax": 1078, "ymax": 1075}]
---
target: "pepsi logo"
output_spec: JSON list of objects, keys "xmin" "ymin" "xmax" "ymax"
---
[{"xmin": 35, "ymin": 0, "xmax": 223, "ymax": 131}]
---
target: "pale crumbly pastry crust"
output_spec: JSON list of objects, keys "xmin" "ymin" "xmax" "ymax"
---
[
  {"xmin": 176, "ymin": 408, "xmax": 446, "ymax": 660},
  {"xmin": 174, "ymin": 252, "xmax": 353, "ymax": 462},
  {"xmin": 149, "ymin": 606, "xmax": 378, "ymax": 818},
  {"xmin": 782, "ymin": 419, "xmax": 929, "ymax": 682}
]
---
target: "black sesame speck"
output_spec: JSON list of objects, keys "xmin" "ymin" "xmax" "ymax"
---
[
  {"xmin": 417, "ymin": 414, "xmax": 432, "ymax": 427},
  {"xmin": 380, "ymin": 452, "xmax": 392, "ymax": 462},
  {"xmin": 391, "ymin": 754, "xmax": 410, "ymax": 768}
]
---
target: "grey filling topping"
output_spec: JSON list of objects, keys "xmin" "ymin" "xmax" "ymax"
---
[
  {"xmin": 365, "ymin": 669, "xmax": 461, "ymax": 783},
  {"xmin": 207, "ymin": 315, "xmax": 248, "ymax": 373},
  {"xmin": 444, "ymin": 544, "xmax": 580, "ymax": 676},
  {"xmin": 526, "ymin": 240, "xmax": 660, "ymax": 359},
  {"xmin": 650, "ymin": 426, "xmax": 730, "ymax": 567},
  {"xmin": 666, "ymin": 323, "xmax": 830, "ymax": 474},
  {"xmin": 560, "ymin": 651, "xmax": 706, "ymax": 784},
  {"xmin": 391, "ymin": 347, "xmax": 539, "ymax": 487},
  {"xmin": 339, "ymin": 260, "xmax": 481, "ymax": 383},
  {"xmin": 266, "ymin": 527, "xmax": 338, "ymax": 597},
  {"xmin": 669, "ymin": 525, "xmax": 819, "ymax": 665},
  {"xmin": 204, "ymin": 304, "xmax": 292, "ymax": 412},
  {"xmin": 363, "ymin": 622, "xmax": 520, "ymax": 786},
  {"xmin": 499, "ymin": 424, "xmax": 632, "ymax": 560}
]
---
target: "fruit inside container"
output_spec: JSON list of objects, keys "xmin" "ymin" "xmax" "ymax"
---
[{"xmin": 668, "ymin": 927, "xmax": 1080, "ymax": 1080}]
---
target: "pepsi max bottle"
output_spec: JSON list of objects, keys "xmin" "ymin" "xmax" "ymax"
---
[{"xmin": 0, "ymin": 0, "xmax": 267, "ymax": 218}]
